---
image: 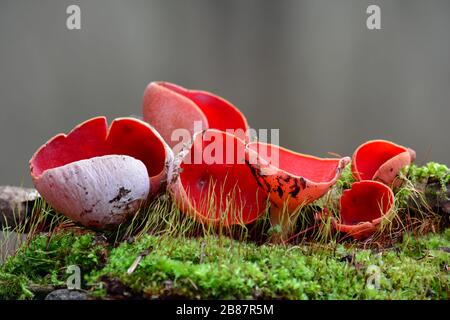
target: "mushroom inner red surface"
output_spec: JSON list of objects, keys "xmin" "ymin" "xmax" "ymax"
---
[
  {"xmin": 179, "ymin": 131, "xmax": 267, "ymax": 224},
  {"xmin": 354, "ymin": 141, "xmax": 407, "ymax": 180},
  {"xmin": 31, "ymin": 117, "xmax": 165, "ymax": 179},
  {"xmin": 248, "ymin": 142, "xmax": 344, "ymax": 183},
  {"xmin": 340, "ymin": 182, "xmax": 394, "ymax": 225},
  {"xmin": 158, "ymin": 82, "xmax": 248, "ymax": 134}
]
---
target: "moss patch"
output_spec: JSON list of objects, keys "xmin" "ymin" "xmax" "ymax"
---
[
  {"xmin": 0, "ymin": 231, "xmax": 107, "ymax": 299},
  {"xmin": 1, "ymin": 229, "xmax": 448, "ymax": 300}
]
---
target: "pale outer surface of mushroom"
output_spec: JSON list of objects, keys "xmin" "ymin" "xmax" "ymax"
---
[{"xmin": 33, "ymin": 155, "xmax": 150, "ymax": 229}]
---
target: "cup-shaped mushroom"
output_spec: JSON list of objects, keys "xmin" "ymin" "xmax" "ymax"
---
[
  {"xmin": 34, "ymin": 155, "xmax": 149, "ymax": 229},
  {"xmin": 142, "ymin": 81, "xmax": 249, "ymax": 151},
  {"xmin": 30, "ymin": 116, "xmax": 173, "ymax": 228},
  {"xmin": 245, "ymin": 142, "xmax": 350, "ymax": 241},
  {"xmin": 169, "ymin": 129, "xmax": 268, "ymax": 226},
  {"xmin": 351, "ymin": 140, "xmax": 416, "ymax": 185},
  {"xmin": 334, "ymin": 181, "xmax": 395, "ymax": 240}
]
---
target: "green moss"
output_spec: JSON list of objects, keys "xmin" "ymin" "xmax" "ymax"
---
[
  {"xmin": 0, "ymin": 231, "xmax": 106, "ymax": 299},
  {"xmin": 336, "ymin": 164, "xmax": 355, "ymax": 190},
  {"xmin": 404, "ymin": 162, "xmax": 450, "ymax": 186},
  {"xmin": 0, "ymin": 272, "xmax": 34, "ymax": 300},
  {"xmin": 1, "ymin": 229, "xmax": 448, "ymax": 300},
  {"xmin": 88, "ymin": 230, "xmax": 449, "ymax": 300}
]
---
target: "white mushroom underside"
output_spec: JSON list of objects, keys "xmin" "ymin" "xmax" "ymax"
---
[{"xmin": 34, "ymin": 155, "xmax": 150, "ymax": 228}]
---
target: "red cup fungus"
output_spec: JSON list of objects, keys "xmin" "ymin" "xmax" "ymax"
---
[
  {"xmin": 351, "ymin": 140, "xmax": 416, "ymax": 185},
  {"xmin": 142, "ymin": 81, "xmax": 249, "ymax": 151},
  {"xmin": 246, "ymin": 142, "xmax": 350, "ymax": 241},
  {"xmin": 28, "ymin": 80, "xmax": 420, "ymax": 244},
  {"xmin": 334, "ymin": 180, "xmax": 395, "ymax": 240},
  {"xmin": 29, "ymin": 116, "xmax": 173, "ymax": 229},
  {"xmin": 168, "ymin": 129, "xmax": 268, "ymax": 226}
]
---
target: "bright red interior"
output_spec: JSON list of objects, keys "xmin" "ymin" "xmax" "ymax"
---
[
  {"xmin": 180, "ymin": 130, "xmax": 267, "ymax": 224},
  {"xmin": 340, "ymin": 181, "xmax": 394, "ymax": 225},
  {"xmin": 248, "ymin": 142, "xmax": 342, "ymax": 183},
  {"xmin": 30, "ymin": 117, "xmax": 166, "ymax": 178},
  {"xmin": 159, "ymin": 82, "xmax": 248, "ymax": 134},
  {"xmin": 354, "ymin": 141, "xmax": 407, "ymax": 180}
]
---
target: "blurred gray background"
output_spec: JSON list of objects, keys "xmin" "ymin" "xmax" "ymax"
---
[{"xmin": 1, "ymin": 0, "xmax": 449, "ymax": 187}]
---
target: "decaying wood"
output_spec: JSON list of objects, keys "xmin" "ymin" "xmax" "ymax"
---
[
  {"xmin": 424, "ymin": 180, "xmax": 450, "ymax": 214},
  {"xmin": 0, "ymin": 186, "xmax": 40, "ymax": 228},
  {"xmin": 0, "ymin": 231, "xmax": 27, "ymax": 264},
  {"xmin": 422, "ymin": 180, "xmax": 450, "ymax": 227}
]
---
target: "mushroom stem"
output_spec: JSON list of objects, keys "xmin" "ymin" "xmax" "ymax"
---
[{"xmin": 269, "ymin": 205, "xmax": 297, "ymax": 243}]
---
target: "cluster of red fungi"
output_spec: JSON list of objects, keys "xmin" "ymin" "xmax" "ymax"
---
[{"xmin": 29, "ymin": 82, "xmax": 416, "ymax": 241}]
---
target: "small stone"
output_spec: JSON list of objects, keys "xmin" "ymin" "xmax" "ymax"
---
[{"xmin": 45, "ymin": 289, "xmax": 88, "ymax": 300}]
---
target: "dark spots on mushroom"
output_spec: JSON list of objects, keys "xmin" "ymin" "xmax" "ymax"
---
[
  {"xmin": 254, "ymin": 177, "xmax": 264, "ymax": 188},
  {"xmin": 247, "ymin": 163, "xmax": 266, "ymax": 189},
  {"xmin": 253, "ymin": 175, "xmax": 265, "ymax": 189},
  {"xmin": 263, "ymin": 179, "xmax": 272, "ymax": 193},
  {"xmin": 197, "ymin": 178, "xmax": 207, "ymax": 189},
  {"xmin": 245, "ymin": 160, "xmax": 258, "ymax": 177},
  {"xmin": 245, "ymin": 159, "xmax": 277, "ymax": 193},
  {"xmin": 80, "ymin": 208, "xmax": 93, "ymax": 217},
  {"xmin": 109, "ymin": 187, "xmax": 132, "ymax": 203},
  {"xmin": 290, "ymin": 184, "xmax": 301, "ymax": 198},
  {"xmin": 276, "ymin": 176, "xmax": 284, "ymax": 186},
  {"xmin": 299, "ymin": 177, "xmax": 307, "ymax": 190},
  {"xmin": 287, "ymin": 178, "xmax": 302, "ymax": 198},
  {"xmin": 275, "ymin": 185, "xmax": 284, "ymax": 199},
  {"xmin": 390, "ymin": 168, "xmax": 394, "ymax": 172},
  {"xmin": 77, "ymin": 183, "xmax": 87, "ymax": 191}
]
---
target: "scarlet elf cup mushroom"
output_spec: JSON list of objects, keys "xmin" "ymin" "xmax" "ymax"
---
[
  {"xmin": 29, "ymin": 117, "xmax": 173, "ymax": 229},
  {"xmin": 245, "ymin": 142, "xmax": 351, "ymax": 241},
  {"xmin": 334, "ymin": 180, "xmax": 395, "ymax": 240},
  {"xmin": 352, "ymin": 139, "xmax": 416, "ymax": 186},
  {"xmin": 142, "ymin": 81, "xmax": 249, "ymax": 151},
  {"xmin": 168, "ymin": 129, "xmax": 268, "ymax": 226}
]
